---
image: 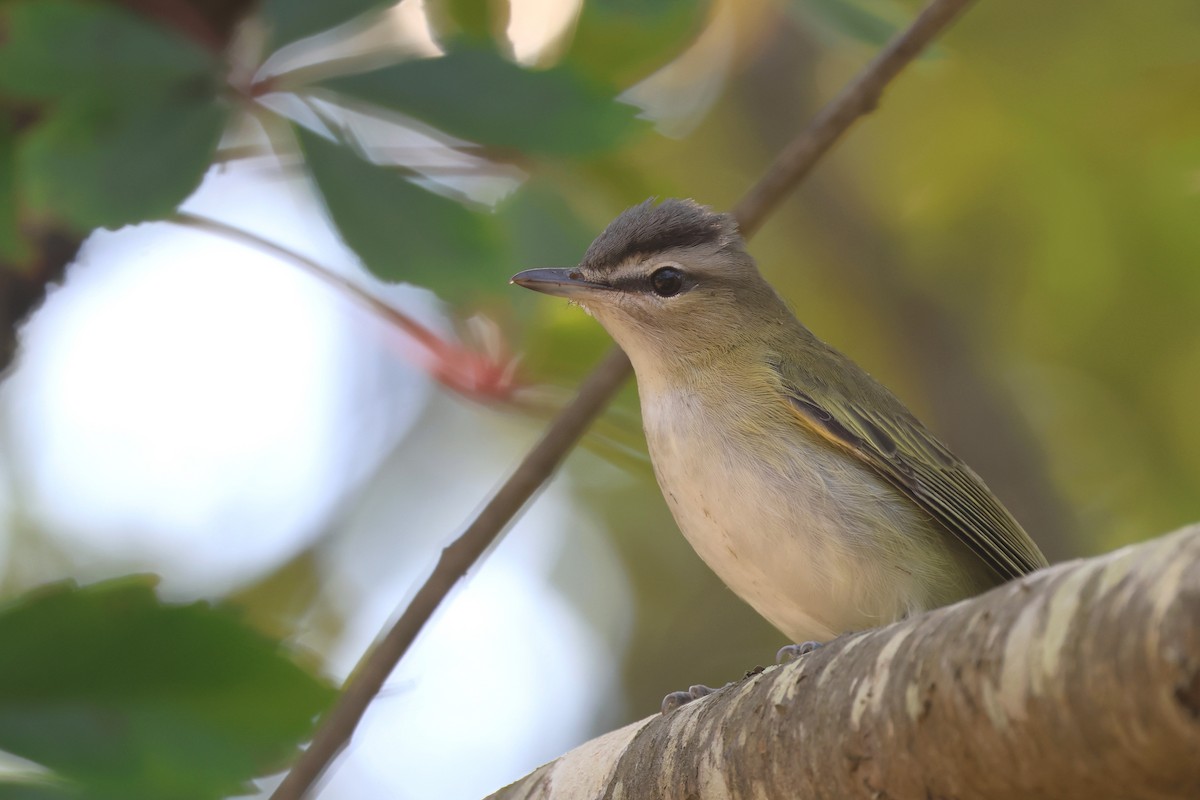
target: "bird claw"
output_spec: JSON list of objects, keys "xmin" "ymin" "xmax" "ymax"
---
[
  {"xmin": 776, "ymin": 641, "xmax": 824, "ymax": 663},
  {"xmin": 661, "ymin": 644, "xmax": 822, "ymax": 714},
  {"xmin": 660, "ymin": 683, "xmax": 728, "ymax": 715}
]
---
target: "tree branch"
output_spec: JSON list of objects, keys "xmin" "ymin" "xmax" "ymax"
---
[
  {"xmin": 489, "ymin": 524, "xmax": 1200, "ymax": 800},
  {"xmin": 272, "ymin": 0, "xmax": 978, "ymax": 795},
  {"xmin": 731, "ymin": 0, "xmax": 972, "ymax": 237}
]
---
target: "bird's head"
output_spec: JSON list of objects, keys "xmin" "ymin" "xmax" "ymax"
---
[{"xmin": 512, "ymin": 198, "xmax": 787, "ymax": 369}]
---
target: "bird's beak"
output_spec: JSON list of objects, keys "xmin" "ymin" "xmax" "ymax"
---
[{"xmin": 510, "ymin": 268, "xmax": 609, "ymax": 299}]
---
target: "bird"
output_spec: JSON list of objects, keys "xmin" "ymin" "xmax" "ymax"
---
[{"xmin": 511, "ymin": 198, "xmax": 1047, "ymax": 677}]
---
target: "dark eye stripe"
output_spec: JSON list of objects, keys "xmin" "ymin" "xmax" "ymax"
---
[
  {"xmin": 604, "ymin": 274, "xmax": 651, "ymax": 292},
  {"xmin": 601, "ymin": 272, "xmax": 687, "ymax": 293}
]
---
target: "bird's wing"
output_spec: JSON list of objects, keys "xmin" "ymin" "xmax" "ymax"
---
[{"xmin": 773, "ymin": 361, "xmax": 1048, "ymax": 582}]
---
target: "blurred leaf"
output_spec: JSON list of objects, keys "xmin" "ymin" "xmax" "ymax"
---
[
  {"xmin": 496, "ymin": 181, "xmax": 595, "ymax": 270},
  {"xmin": 0, "ymin": 116, "xmax": 32, "ymax": 266},
  {"xmin": 295, "ymin": 125, "xmax": 501, "ymax": 291},
  {"xmin": 18, "ymin": 90, "xmax": 227, "ymax": 231},
  {"xmin": 0, "ymin": 578, "xmax": 335, "ymax": 800},
  {"xmin": 425, "ymin": 0, "xmax": 509, "ymax": 43},
  {"xmin": 0, "ymin": 0, "xmax": 228, "ymax": 232},
  {"xmin": 259, "ymin": 0, "xmax": 397, "ymax": 52},
  {"xmin": 315, "ymin": 46, "xmax": 644, "ymax": 155},
  {"xmin": 566, "ymin": 0, "xmax": 711, "ymax": 86},
  {"xmin": 0, "ymin": 0, "xmax": 219, "ymax": 100},
  {"xmin": 789, "ymin": 0, "xmax": 913, "ymax": 48},
  {"xmin": 0, "ymin": 783, "xmax": 84, "ymax": 800}
]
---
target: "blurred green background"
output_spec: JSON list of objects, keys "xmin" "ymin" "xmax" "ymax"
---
[{"xmin": 1, "ymin": 0, "xmax": 1198, "ymax": 797}]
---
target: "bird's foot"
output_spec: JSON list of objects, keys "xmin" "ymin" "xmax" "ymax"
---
[
  {"xmin": 776, "ymin": 641, "xmax": 824, "ymax": 663},
  {"xmin": 659, "ymin": 666, "xmax": 764, "ymax": 715},
  {"xmin": 660, "ymin": 683, "xmax": 730, "ymax": 715}
]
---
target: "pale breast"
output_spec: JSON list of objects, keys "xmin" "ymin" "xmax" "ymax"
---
[{"xmin": 640, "ymin": 384, "xmax": 977, "ymax": 643}]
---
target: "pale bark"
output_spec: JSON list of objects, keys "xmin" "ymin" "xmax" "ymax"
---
[{"xmin": 489, "ymin": 524, "xmax": 1200, "ymax": 800}]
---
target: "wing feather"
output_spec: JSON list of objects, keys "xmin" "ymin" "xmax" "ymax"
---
[{"xmin": 774, "ymin": 365, "xmax": 1047, "ymax": 582}]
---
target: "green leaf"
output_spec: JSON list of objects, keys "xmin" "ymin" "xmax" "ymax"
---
[
  {"xmin": 0, "ymin": 115, "xmax": 32, "ymax": 266},
  {"xmin": 18, "ymin": 89, "xmax": 228, "ymax": 231},
  {"xmin": 0, "ymin": 578, "xmax": 335, "ymax": 800},
  {"xmin": 0, "ymin": 0, "xmax": 229, "ymax": 232},
  {"xmin": 259, "ymin": 0, "xmax": 396, "ymax": 52},
  {"xmin": 295, "ymin": 125, "xmax": 501, "ymax": 291},
  {"xmin": 566, "ymin": 0, "xmax": 711, "ymax": 86},
  {"xmin": 0, "ymin": 0, "xmax": 219, "ymax": 100},
  {"xmin": 424, "ymin": 0, "xmax": 509, "ymax": 43},
  {"xmin": 0, "ymin": 782, "xmax": 85, "ymax": 800},
  {"xmin": 314, "ymin": 46, "xmax": 644, "ymax": 155},
  {"xmin": 496, "ymin": 181, "xmax": 596, "ymax": 270}
]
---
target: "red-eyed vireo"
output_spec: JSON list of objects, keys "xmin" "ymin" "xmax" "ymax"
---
[{"xmin": 512, "ymin": 199, "xmax": 1047, "ymax": 659}]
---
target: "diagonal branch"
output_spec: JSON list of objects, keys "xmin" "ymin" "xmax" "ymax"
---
[
  {"xmin": 487, "ymin": 524, "xmax": 1200, "ymax": 800},
  {"xmin": 270, "ymin": 0, "xmax": 976, "ymax": 796},
  {"xmin": 731, "ymin": 0, "xmax": 973, "ymax": 237}
]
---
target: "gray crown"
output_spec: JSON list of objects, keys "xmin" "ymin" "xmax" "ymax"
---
[{"xmin": 580, "ymin": 198, "xmax": 740, "ymax": 272}]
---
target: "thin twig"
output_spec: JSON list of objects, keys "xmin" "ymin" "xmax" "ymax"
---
[
  {"xmin": 171, "ymin": 213, "xmax": 449, "ymax": 350},
  {"xmin": 272, "ymin": 347, "xmax": 633, "ymax": 799},
  {"xmin": 732, "ymin": 0, "xmax": 972, "ymax": 237},
  {"xmin": 170, "ymin": 213, "xmax": 520, "ymax": 402},
  {"xmin": 271, "ymin": 0, "xmax": 975, "ymax": 796}
]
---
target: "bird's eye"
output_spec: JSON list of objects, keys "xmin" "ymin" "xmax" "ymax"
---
[{"xmin": 649, "ymin": 266, "xmax": 685, "ymax": 297}]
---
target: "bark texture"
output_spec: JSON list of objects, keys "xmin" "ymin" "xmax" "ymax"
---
[{"xmin": 490, "ymin": 524, "xmax": 1200, "ymax": 800}]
